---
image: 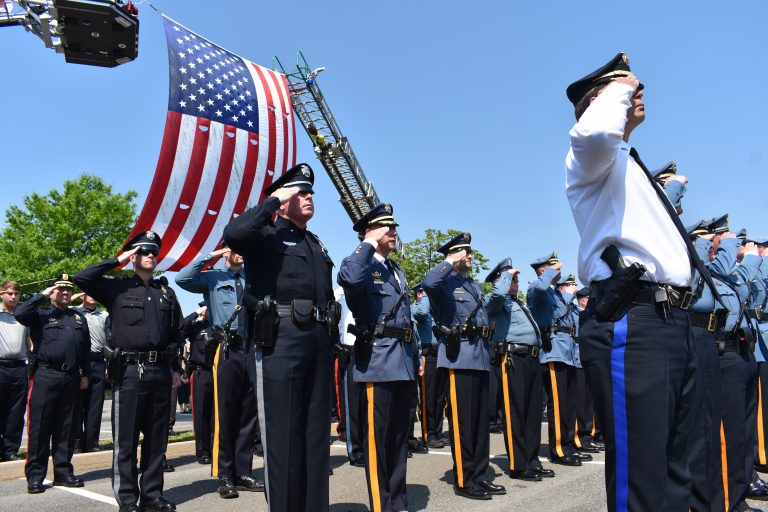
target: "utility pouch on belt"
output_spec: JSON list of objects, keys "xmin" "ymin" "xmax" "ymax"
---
[
  {"xmin": 27, "ymin": 350, "xmax": 39, "ymax": 379},
  {"xmin": 347, "ymin": 323, "xmax": 373, "ymax": 365},
  {"xmin": 738, "ymin": 326, "xmax": 756, "ymax": 356},
  {"xmin": 291, "ymin": 299, "xmax": 315, "ymax": 327},
  {"xmin": 244, "ymin": 294, "xmax": 277, "ymax": 348},
  {"xmin": 102, "ymin": 346, "xmax": 123, "ymax": 383},
  {"xmin": 594, "ymin": 244, "xmax": 647, "ymax": 322}
]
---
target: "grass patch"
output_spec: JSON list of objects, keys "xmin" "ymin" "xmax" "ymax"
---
[{"xmin": 14, "ymin": 430, "xmax": 195, "ymax": 457}]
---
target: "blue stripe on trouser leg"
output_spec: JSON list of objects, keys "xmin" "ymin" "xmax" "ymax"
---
[{"xmin": 611, "ymin": 315, "xmax": 628, "ymax": 512}]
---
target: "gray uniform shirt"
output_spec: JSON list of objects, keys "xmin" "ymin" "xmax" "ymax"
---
[
  {"xmin": 73, "ymin": 306, "xmax": 109, "ymax": 353},
  {"xmin": 0, "ymin": 307, "xmax": 29, "ymax": 360}
]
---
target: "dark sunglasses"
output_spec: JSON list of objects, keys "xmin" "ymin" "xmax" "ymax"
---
[{"xmin": 136, "ymin": 246, "xmax": 159, "ymax": 257}]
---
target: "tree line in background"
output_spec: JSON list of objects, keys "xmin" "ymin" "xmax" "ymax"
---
[{"xmin": 0, "ymin": 175, "xmax": 491, "ymax": 296}]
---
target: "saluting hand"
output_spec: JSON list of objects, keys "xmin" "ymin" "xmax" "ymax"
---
[
  {"xmin": 506, "ymin": 268, "xmax": 521, "ymax": 276},
  {"xmin": 552, "ymin": 262, "xmax": 563, "ymax": 271},
  {"xmin": 615, "ymin": 74, "xmax": 640, "ymax": 90},
  {"xmin": 41, "ymin": 285, "xmax": 57, "ymax": 298},
  {"xmin": 743, "ymin": 241, "xmax": 759, "ymax": 256},
  {"xmin": 117, "ymin": 247, "xmax": 139, "ymax": 265},
  {"xmin": 365, "ymin": 225, "xmax": 391, "ymax": 243},
  {"xmin": 445, "ymin": 250, "xmax": 466, "ymax": 265},
  {"xmin": 271, "ymin": 186, "xmax": 300, "ymax": 205},
  {"xmin": 71, "ymin": 292, "xmax": 85, "ymax": 303},
  {"xmin": 665, "ymin": 175, "xmax": 688, "ymax": 186},
  {"xmin": 209, "ymin": 248, "xmax": 229, "ymax": 259}
]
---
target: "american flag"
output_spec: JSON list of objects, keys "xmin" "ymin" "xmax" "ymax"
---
[{"xmin": 124, "ymin": 15, "xmax": 296, "ymax": 271}]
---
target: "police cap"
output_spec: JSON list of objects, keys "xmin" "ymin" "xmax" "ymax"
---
[
  {"xmin": 557, "ymin": 273, "xmax": 577, "ymax": 287},
  {"xmin": 263, "ymin": 163, "xmax": 315, "ymax": 196},
  {"xmin": 51, "ymin": 273, "xmax": 74, "ymax": 289},
  {"xmin": 686, "ymin": 219, "xmax": 709, "ymax": 239},
  {"xmin": 530, "ymin": 251, "xmax": 559, "ymax": 270},
  {"xmin": 484, "ymin": 257, "xmax": 514, "ymax": 283},
  {"xmin": 124, "ymin": 230, "xmax": 162, "ymax": 252},
  {"xmin": 437, "ymin": 232, "xmax": 472, "ymax": 256},
  {"xmin": 653, "ymin": 161, "xmax": 677, "ymax": 181},
  {"xmin": 707, "ymin": 214, "xmax": 730, "ymax": 235},
  {"xmin": 352, "ymin": 203, "xmax": 399, "ymax": 233},
  {"xmin": 576, "ymin": 286, "xmax": 591, "ymax": 299},
  {"xmin": 566, "ymin": 52, "xmax": 643, "ymax": 106}
]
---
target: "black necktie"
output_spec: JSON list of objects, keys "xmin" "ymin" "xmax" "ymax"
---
[
  {"xmin": 145, "ymin": 283, "xmax": 160, "ymax": 347},
  {"xmin": 515, "ymin": 297, "xmax": 541, "ymax": 341},
  {"xmin": 629, "ymin": 147, "xmax": 720, "ymax": 299},
  {"xmin": 234, "ymin": 272, "xmax": 246, "ymax": 336}
]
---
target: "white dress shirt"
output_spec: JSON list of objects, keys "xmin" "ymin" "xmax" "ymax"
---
[{"xmin": 565, "ymin": 82, "xmax": 691, "ymax": 286}]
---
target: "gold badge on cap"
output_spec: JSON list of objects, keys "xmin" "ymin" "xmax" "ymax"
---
[
  {"xmin": 621, "ymin": 53, "xmax": 629, "ymax": 65},
  {"xmin": 147, "ymin": 231, "xmax": 156, "ymax": 240},
  {"xmin": 301, "ymin": 165, "xmax": 310, "ymax": 177},
  {"xmin": 384, "ymin": 204, "xmax": 392, "ymax": 214}
]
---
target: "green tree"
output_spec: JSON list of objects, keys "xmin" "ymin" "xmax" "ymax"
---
[
  {"xmin": 392, "ymin": 228, "xmax": 490, "ymax": 290},
  {"xmin": 0, "ymin": 174, "xmax": 137, "ymax": 290}
]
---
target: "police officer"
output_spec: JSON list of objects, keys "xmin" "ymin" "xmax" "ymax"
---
[
  {"xmin": 527, "ymin": 254, "xmax": 585, "ymax": 466},
  {"xmin": 338, "ymin": 202, "xmax": 416, "ymax": 511},
  {"xmin": 15, "ymin": 274, "xmax": 90, "ymax": 494},
  {"xmin": 485, "ymin": 258, "xmax": 555, "ymax": 482},
  {"xmin": 0, "ymin": 280, "xmax": 29, "ymax": 462},
  {"xmin": 422, "ymin": 232, "xmax": 505, "ymax": 500},
  {"xmin": 74, "ymin": 231, "xmax": 183, "ymax": 512},
  {"xmin": 565, "ymin": 52, "xmax": 712, "ymax": 511},
  {"xmin": 572, "ymin": 286, "xmax": 602, "ymax": 453},
  {"xmin": 176, "ymin": 246, "xmax": 263, "ymax": 498},
  {"xmin": 180, "ymin": 304, "xmax": 214, "ymax": 466},
  {"xmin": 751, "ymin": 236, "xmax": 768, "ymax": 476},
  {"xmin": 412, "ymin": 283, "xmax": 447, "ymax": 449},
  {"xmin": 72, "ymin": 292, "xmax": 109, "ymax": 453},
  {"xmin": 223, "ymin": 163, "xmax": 337, "ymax": 512}
]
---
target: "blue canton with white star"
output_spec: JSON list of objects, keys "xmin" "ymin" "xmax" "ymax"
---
[{"xmin": 164, "ymin": 17, "xmax": 259, "ymax": 134}]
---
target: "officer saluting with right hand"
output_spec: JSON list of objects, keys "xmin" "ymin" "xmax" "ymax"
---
[
  {"xmin": 74, "ymin": 231, "xmax": 183, "ymax": 512},
  {"xmin": 223, "ymin": 163, "xmax": 337, "ymax": 512}
]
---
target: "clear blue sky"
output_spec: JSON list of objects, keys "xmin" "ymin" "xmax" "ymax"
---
[{"xmin": 2, "ymin": 1, "xmax": 767, "ymax": 313}]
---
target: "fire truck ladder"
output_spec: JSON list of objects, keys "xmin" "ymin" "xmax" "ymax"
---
[{"xmin": 274, "ymin": 51, "xmax": 380, "ymax": 224}]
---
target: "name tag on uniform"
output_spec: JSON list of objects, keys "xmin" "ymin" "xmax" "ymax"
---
[
  {"xmin": 454, "ymin": 288, "xmax": 464, "ymax": 294},
  {"xmin": 282, "ymin": 241, "xmax": 297, "ymax": 246},
  {"xmin": 373, "ymin": 280, "xmax": 385, "ymax": 285}
]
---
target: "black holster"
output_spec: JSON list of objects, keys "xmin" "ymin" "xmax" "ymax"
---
[
  {"xmin": 244, "ymin": 294, "xmax": 278, "ymax": 348},
  {"xmin": 347, "ymin": 323, "xmax": 373, "ymax": 365},
  {"xmin": 325, "ymin": 300, "xmax": 342, "ymax": 341},
  {"xmin": 201, "ymin": 331, "xmax": 220, "ymax": 367},
  {"xmin": 102, "ymin": 346, "xmax": 123, "ymax": 383},
  {"xmin": 593, "ymin": 244, "xmax": 647, "ymax": 322},
  {"xmin": 27, "ymin": 351, "xmax": 39, "ymax": 379},
  {"xmin": 540, "ymin": 329, "xmax": 553, "ymax": 352},
  {"xmin": 438, "ymin": 325, "xmax": 461, "ymax": 360}
]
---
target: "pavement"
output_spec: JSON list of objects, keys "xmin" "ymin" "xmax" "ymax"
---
[{"xmin": 2, "ymin": 408, "xmax": 768, "ymax": 511}]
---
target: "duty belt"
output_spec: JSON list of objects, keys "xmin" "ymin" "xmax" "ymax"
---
[
  {"xmin": 550, "ymin": 325, "xmax": 576, "ymax": 337},
  {"xmin": 690, "ymin": 312, "xmax": 718, "ymax": 333},
  {"xmin": 40, "ymin": 361, "xmax": 78, "ymax": 372},
  {"xmin": 0, "ymin": 359, "xmax": 26, "ymax": 368},
  {"xmin": 375, "ymin": 325, "xmax": 413, "ymax": 342},
  {"xmin": 715, "ymin": 332, "xmax": 740, "ymax": 353},
  {"xmin": 503, "ymin": 342, "xmax": 540, "ymax": 358},
  {"xmin": 748, "ymin": 309, "xmax": 766, "ymax": 322},
  {"xmin": 632, "ymin": 283, "xmax": 693, "ymax": 310},
  {"xmin": 462, "ymin": 324, "xmax": 492, "ymax": 340},
  {"xmin": 120, "ymin": 350, "xmax": 173, "ymax": 364},
  {"xmin": 275, "ymin": 303, "xmax": 328, "ymax": 323}
]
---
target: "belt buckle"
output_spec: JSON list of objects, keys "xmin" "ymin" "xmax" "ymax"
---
[
  {"xmin": 148, "ymin": 351, "xmax": 158, "ymax": 363},
  {"xmin": 531, "ymin": 346, "xmax": 539, "ymax": 358},
  {"xmin": 404, "ymin": 329, "xmax": 412, "ymax": 343},
  {"xmin": 481, "ymin": 326, "xmax": 490, "ymax": 339},
  {"xmin": 707, "ymin": 313, "xmax": 717, "ymax": 333},
  {"xmin": 61, "ymin": 362, "xmax": 70, "ymax": 371},
  {"xmin": 569, "ymin": 326, "xmax": 575, "ymax": 337},
  {"xmin": 679, "ymin": 290, "xmax": 693, "ymax": 310}
]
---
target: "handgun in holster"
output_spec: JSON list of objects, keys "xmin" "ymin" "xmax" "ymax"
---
[
  {"xmin": 593, "ymin": 244, "xmax": 647, "ymax": 322},
  {"xmin": 438, "ymin": 324, "xmax": 461, "ymax": 360},
  {"xmin": 347, "ymin": 323, "xmax": 374, "ymax": 365},
  {"xmin": 27, "ymin": 350, "xmax": 39, "ymax": 379},
  {"xmin": 102, "ymin": 346, "xmax": 123, "ymax": 383},
  {"xmin": 244, "ymin": 294, "xmax": 278, "ymax": 348},
  {"xmin": 325, "ymin": 300, "xmax": 342, "ymax": 341},
  {"xmin": 200, "ymin": 330, "xmax": 219, "ymax": 367}
]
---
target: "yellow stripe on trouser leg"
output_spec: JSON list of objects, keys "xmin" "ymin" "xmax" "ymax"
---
[
  {"xmin": 211, "ymin": 344, "xmax": 222, "ymax": 477},
  {"xmin": 421, "ymin": 356, "xmax": 428, "ymax": 441},
  {"xmin": 449, "ymin": 369, "xmax": 464, "ymax": 488},
  {"xmin": 501, "ymin": 354, "xmax": 515, "ymax": 471},
  {"xmin": 720, "ymin": 420, "xmax": 729, "ymax": 512},
  {"xmin": 549, "ymin": 362, "xmax": 564, "ymax": 458},
  {"xmin": 366, "ymin": 383, "xmax": 381, "ymax": 512},
  {"xmin": 759, "ymin": 376, "xmax": 766, "ymax": 465},
  {"xmin": 574, "ymin": 418, "xmax": 582, "ymax": 448},
  {"xmin": 591, "ymin": 413, "xmax": 597, "ymax": 438}
]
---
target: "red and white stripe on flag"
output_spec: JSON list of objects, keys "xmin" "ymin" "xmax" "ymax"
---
[{"xmin": 122, "ymin": 15, "xmax": 296, "ymax": 271}]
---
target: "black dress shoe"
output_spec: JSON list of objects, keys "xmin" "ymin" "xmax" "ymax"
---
[
  {"xmin": 550, "ymin": 455, "xmax": 582, "ymax": 466},
  {"xmin": 407, "ymin": 449, "xmax": 413, "ymax": 458},
  {"xmin": 426, "ymin": 438, "xmax": 446, "ymax": 449},
  {"xmin": 53, "ymin": 475, "xmax": 85, "ymax": 487},
  {"xmin": 119, "ymin": 506, "xmax": 140, "ymax": 512},
  {"xmin": 162, "ymin": 462, "xmax": 175, "ymax": 472},
  {"xmin": 197, "ymin": 455, "xmax": 211, "ymax": 465},
  {"xmin": 349, "ymin": 458, "xmax": 366, "ymax": 468},
  {"xmin": 87, "ymin": 446, "xmax": 102, "ymax": 453},
  {"xmin": 587, "ymin": 441, "xmax": 605, "ymax": 451},
  {"xmin": 255, "ymin": 444, "xmax": 264, "ymax": 457},
  {"xmin": 328, "ymin": 468, "xmax": 333, "ymax": 475},
  {"xmin": 576, "ymin": 444, "xmax": 600, "ymax": 453},
  {"xmin": 533, "ymin": 466, "xmax": 555, "ymax": 478},
  {"xmin": 217, "ymin": 478, "xmax": 239, "ymax": 499},
  {"xmin": 454, "ymin": 485, "xmax": 492, "ymax": 500},
  {"xmin": 756, "ymin": 463, "xmax": 768, "ymax": 474},
  {"xmin": 27, "ymin": 482, "xmax": 45, "ymax": 494},
  {"xmin": 4, "ymin": 453, "xmax": 20, "ymax": 461},
  {"xmin": 510, "ymin": 469, "xmax": 542, "ymax": 481},
  {"xmin": 573, "ymin": 451, "xmax": 593, "ymax": 461},
  {"xmin": 489, "ymin": 425, "xmax": 503, "ymax": 434},
  {"xmin": 477, "ymin": 480, "xmax": 506, "ymax": 495},
  {"xmin": 235, "ymin": 475, "xmax": 265, "ymax": 492},
  {"xmin": 139, "ymin": 497, "xmax": 176, "ymax": 511},
  {"xmin": 410, "ymin": 441, "xmax": 428, "ymax": 454},
  {"xmin": 748, "ymin": 481, "xmax": 768, "ymax": 500}
]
